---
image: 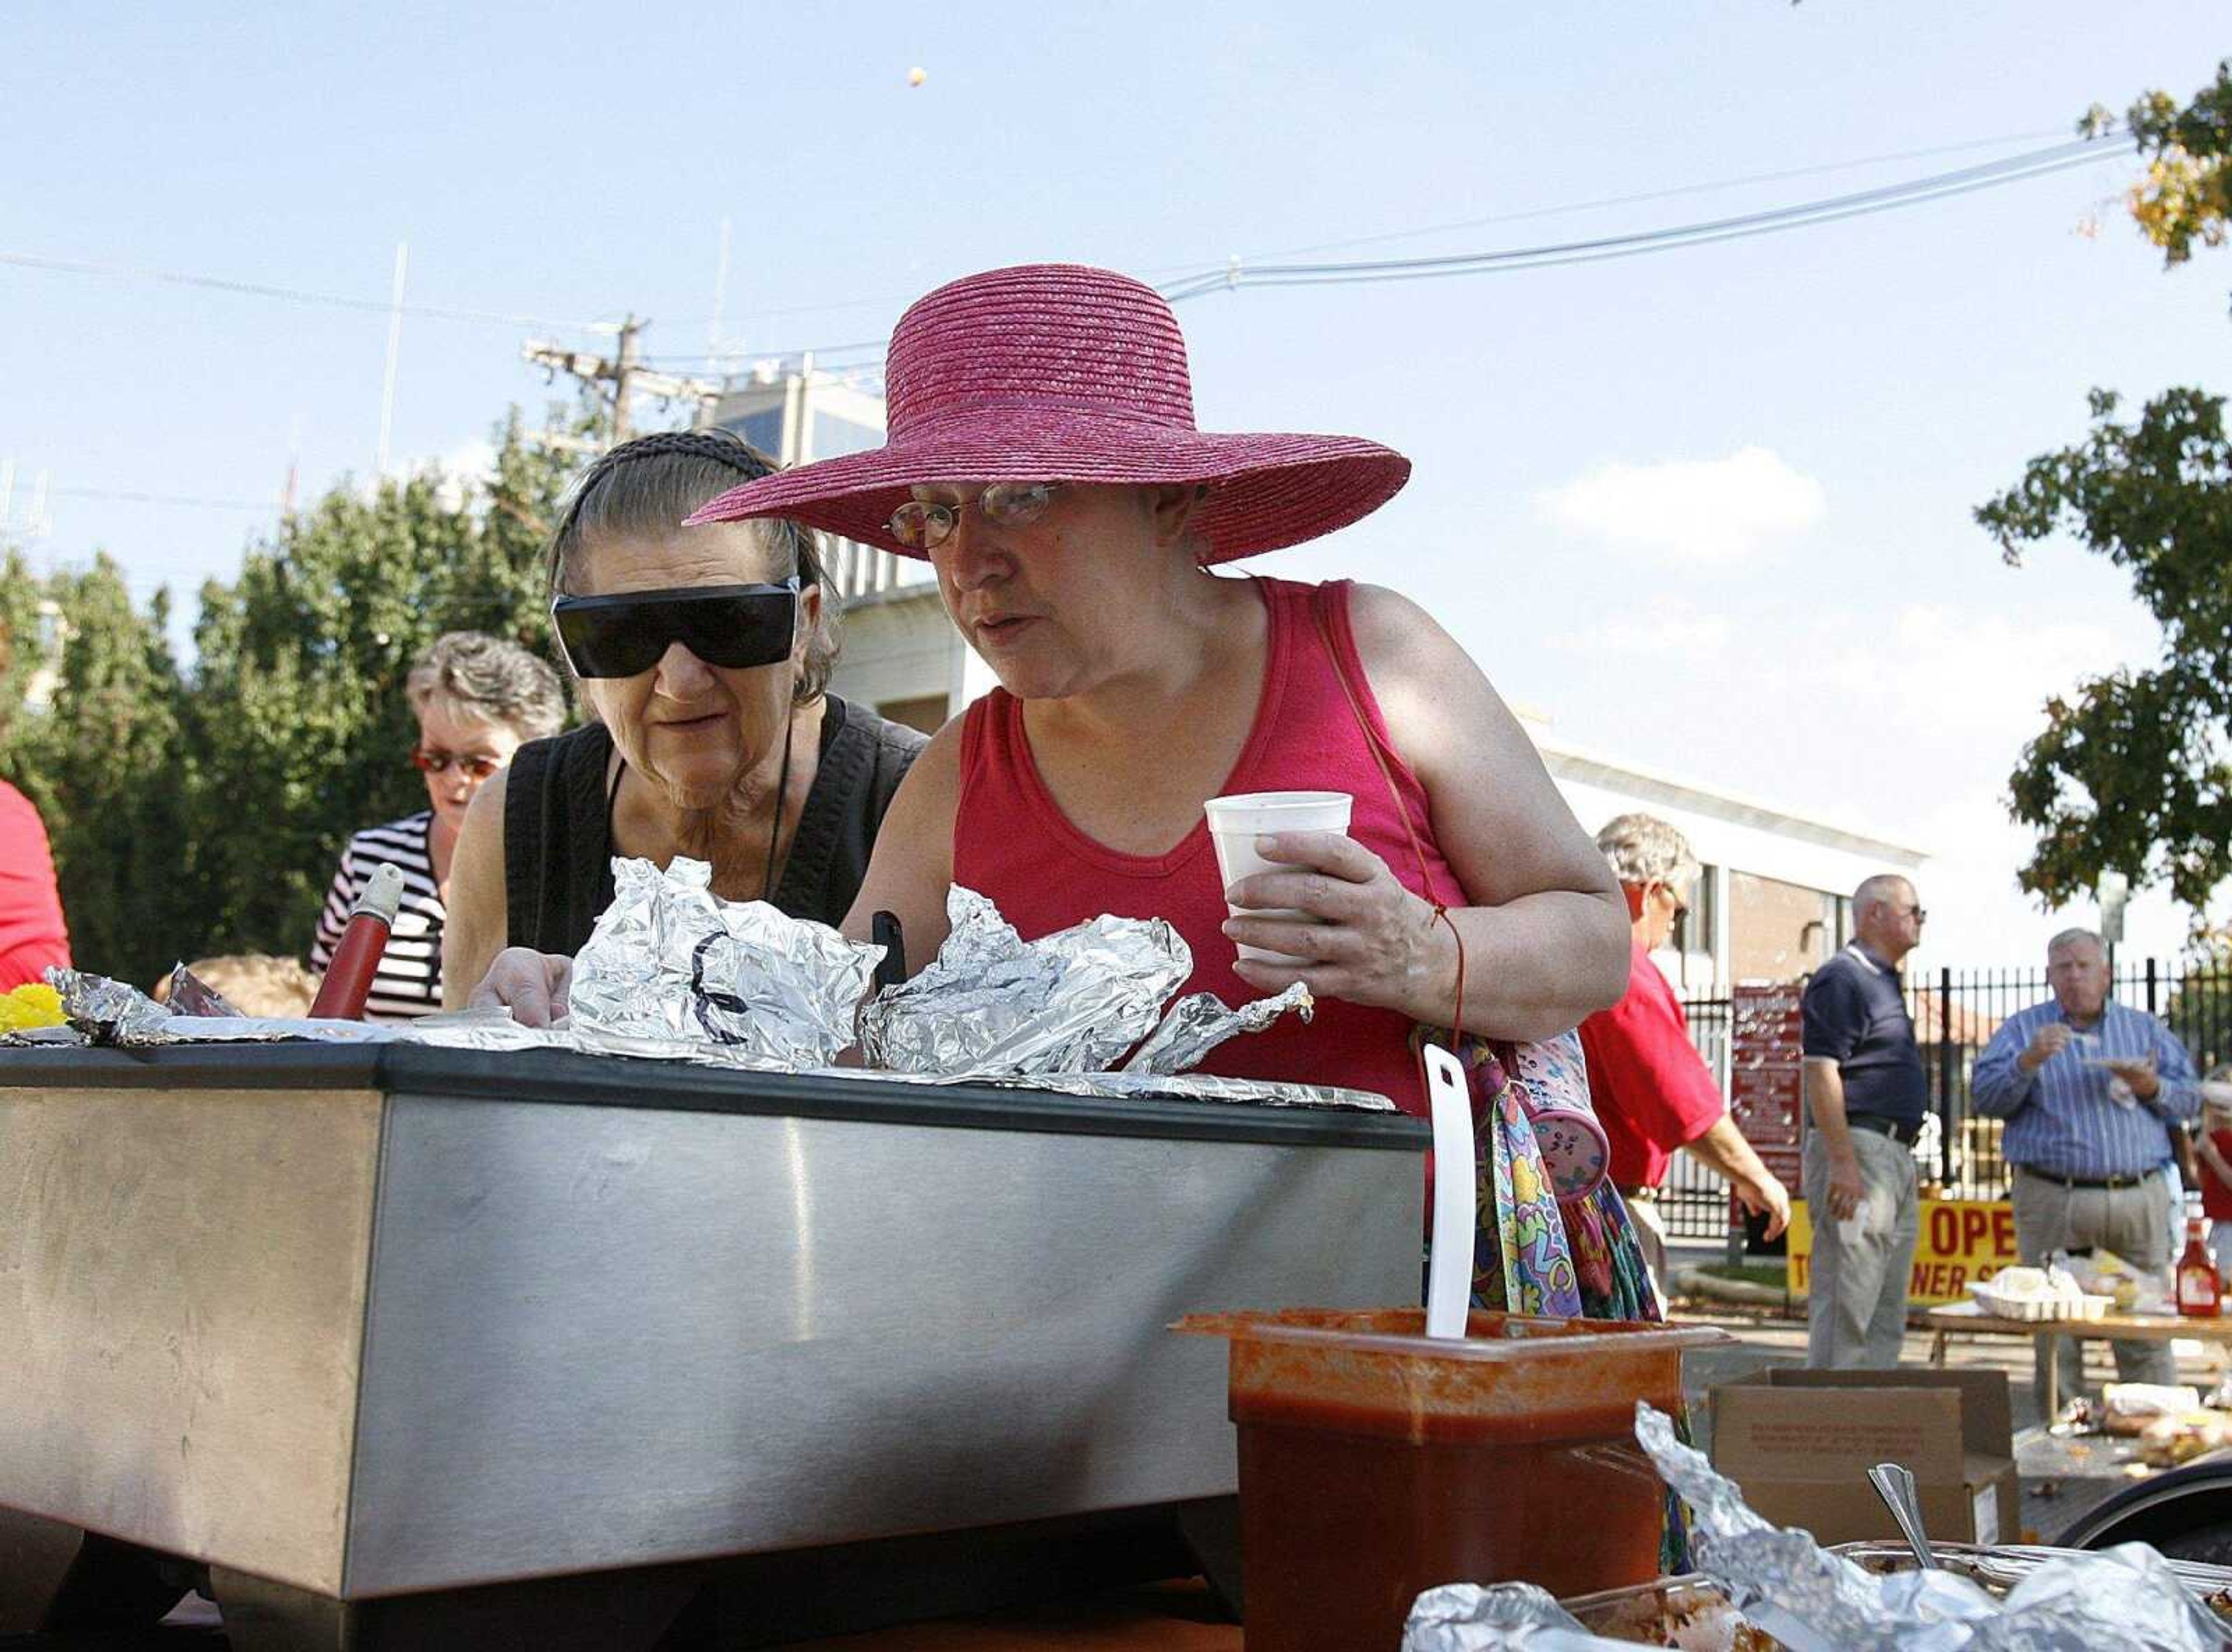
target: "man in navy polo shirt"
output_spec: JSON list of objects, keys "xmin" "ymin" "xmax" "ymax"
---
[{"xmin": 1802, "ymin": 874, "xmax": 1930, "ymax": 1368}]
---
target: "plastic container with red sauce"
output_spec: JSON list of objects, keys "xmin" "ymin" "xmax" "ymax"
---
[{"xmin": 1174, "ymin": 1306, "xmax": 1727, "ymax": 1652}]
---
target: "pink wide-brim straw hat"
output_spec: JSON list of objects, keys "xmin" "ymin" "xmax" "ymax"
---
[{"xmin": 685, "ymin": 263, "xmax": 1410, "ymax": 563}]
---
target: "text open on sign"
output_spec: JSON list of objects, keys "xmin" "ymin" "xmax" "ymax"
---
[{"xmin": 1785, "ymin": 1200, "xmax": 2020, "ymax": 1305}]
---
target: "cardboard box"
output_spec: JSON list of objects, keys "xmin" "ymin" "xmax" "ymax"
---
[{"xmin": 1709, "ymin": 1368, "xmax": 2018, "ymax": 1547}]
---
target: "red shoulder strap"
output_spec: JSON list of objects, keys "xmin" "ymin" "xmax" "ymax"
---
[{"xmin": 1305, "ymin": 581, "xmax": 1466, "ymax": 1039}]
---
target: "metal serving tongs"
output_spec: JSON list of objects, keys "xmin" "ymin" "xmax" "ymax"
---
[{"xmin": 1868, "ymin": 1461, "xmax": 1938, "ymax": 1571}]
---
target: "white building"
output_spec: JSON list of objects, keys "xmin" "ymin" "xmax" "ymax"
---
[{"xmin": 1535, "ymin": 725, "xmax": 1927, "ymax": 995}]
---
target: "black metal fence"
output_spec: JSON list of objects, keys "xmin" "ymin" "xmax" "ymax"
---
[{"xmin": 1658, "ymin": 956, "xmax": 2232, "ymax": 1242}]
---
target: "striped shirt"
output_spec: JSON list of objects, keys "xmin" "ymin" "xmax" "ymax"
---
[
  {"xmin": 309, "ymin": 812, "xmax": 447, "ymax": 1021},
  {"xmin": 1969, "ymin": 998, "xmax": 2201, "ymax": 1179}
]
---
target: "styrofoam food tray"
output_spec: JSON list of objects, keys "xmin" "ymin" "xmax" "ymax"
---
[{"xmin": 1967, "ymin": 1281, "xmax": 2108, "ymax": 1321}]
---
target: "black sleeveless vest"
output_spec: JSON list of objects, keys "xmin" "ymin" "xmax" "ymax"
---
[{"xmin": 502, "ymin": 695, "xmax": 925, "ymax": 954}]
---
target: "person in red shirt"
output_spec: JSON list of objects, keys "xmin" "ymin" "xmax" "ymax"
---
[
  {"xmin": 0, "ymin": 778, "xmax": 70, "ymax": 989},
  {"xmin": 1579, "ymin": 813, "xmax": 1790, "ymax": 1300}
]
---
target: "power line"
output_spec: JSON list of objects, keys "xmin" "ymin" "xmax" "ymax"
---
[
  {"xmin": 1154, "ymin": 138, "xmax": 2111, "ymax": 302},
  {"xmin": 0, "ymin": 125, "xmax": 2113, "ymax": 364},
  {"xmin": 634, "ymin": 337, "xmax": 888, "ymax": 368},
  {"xmin": 49, "ymin": 485, "xmax": 273, "ymax": 512},
  {"xmin": 1230, "ymin": 126, "xmax": 2080, "ymax": 263},
  {"xmin": 646, "ymin": 132, "xmax": 2119, "ymax": 362},
  {"xmin": 0, "ymin": 248, "xmax": 597, "ymax": 332},
  {"xmin": 648, "ymin": 123, "xmax": 2091, "ymax": 337}
]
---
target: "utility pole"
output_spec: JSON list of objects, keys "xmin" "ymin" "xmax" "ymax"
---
[
  {"xmin": 521, "ymin": 314, "xmax": 721, "ymax": 449},
  {"xmin": 610, "ymin": 314, "xmax": 643, "ymax": 443}
]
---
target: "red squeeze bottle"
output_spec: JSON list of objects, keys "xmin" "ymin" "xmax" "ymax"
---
[
  {"xmin": 309, "ymin": 863, "xmax": 405, "ymax": 1021},
  {"xmin": 2179, "ymin": 1217, "xmax": 2222, "ymax": 1318}
]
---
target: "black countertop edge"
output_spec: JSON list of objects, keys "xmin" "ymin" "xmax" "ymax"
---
[{"xmin": 0, "ymin": 1042, "xmax": 1429, "ymax": 1152}]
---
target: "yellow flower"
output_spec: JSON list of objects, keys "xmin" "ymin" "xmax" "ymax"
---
[
  {"xmin": 0, "ymin": 982, "xmax": 65, "ymax": 1032},
  {"xmin": 1511, "ymin": 1155, "xmax": 1542, "ymax": 1203}
]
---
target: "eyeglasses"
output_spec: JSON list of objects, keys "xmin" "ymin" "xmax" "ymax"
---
[
  {"xmin": 887, "ymin": 483, "xmax": 1061, "ymax": 552},
  {"xmin": 1899, "ymin": 905, "xmax": 1929, "ymax": 923},
  {"xmin": 550, "ymin": 579, "xmax": 799, "ymax": 680},
  {"xmin": 410, "ymin": 749, "xmax": 506, "ymax": 779}
]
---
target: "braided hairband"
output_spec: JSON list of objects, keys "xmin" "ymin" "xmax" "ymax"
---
[{"xmin": 581, "ymin": 427, "xmax": 777, "ymax": 483}]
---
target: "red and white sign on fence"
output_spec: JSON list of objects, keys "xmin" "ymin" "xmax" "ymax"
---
[{"xmin": 1729, "ymin": 982, "xmax": 1804, "ymax": 1191}]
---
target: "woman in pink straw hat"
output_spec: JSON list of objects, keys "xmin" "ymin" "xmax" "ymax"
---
[
  {"xmin": 786, "ymin": 263, "xmax": 1622, "ymax": 1031},
  {"xmin": 474, "ymin": 264, "xmax": 1646, "ymax": 1310}
]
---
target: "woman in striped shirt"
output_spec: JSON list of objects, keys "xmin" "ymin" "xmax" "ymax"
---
[{"xmin": 310, "ymin": 632, "xmax": 566, "ymax": 1019}]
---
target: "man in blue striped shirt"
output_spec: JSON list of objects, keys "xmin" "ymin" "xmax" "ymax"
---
[{"xmin": 1970, "ymin": 928, "xmax": 2202, "ymax": 1404}]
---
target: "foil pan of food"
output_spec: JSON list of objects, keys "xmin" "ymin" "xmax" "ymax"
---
[
  {"xmin": 1410, "ymin": 1406, "xmax": 2232, "ymax": 1649},
  {"xmin": 1553, "ymin": 1544, "xmax": 2232, "ymax": 1647}
]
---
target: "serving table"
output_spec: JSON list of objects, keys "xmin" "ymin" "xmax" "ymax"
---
[
  {"xmin": 0, "ymin": 1042, "xmax": 1425, "ymax": 1651},
  {"xmin": 1925, "ymin": 1300, "xmax": 2232, "ymax": 1417}
]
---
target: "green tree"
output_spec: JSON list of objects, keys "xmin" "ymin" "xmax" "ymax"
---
[
  {"xmin": 1978, "ymin": 60, "xmax": 2232, "ymax": 917},
  {"xmin": 0, "ymin": 406, "xmax": 586, "ymax": 985},
  {"xmin": 182, "ymin": 408, "xmax": 580, "ymax": 959},
  {"xmin": 5, "ymin": 556, "xmax": 200, "ymax": 984}
]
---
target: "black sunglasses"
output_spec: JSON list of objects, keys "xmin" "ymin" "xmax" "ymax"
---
[{"xmin": 550, "ymin": 580, "xmax": 799, "ymax": 679}]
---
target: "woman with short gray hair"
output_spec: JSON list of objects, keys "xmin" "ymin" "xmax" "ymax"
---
[
  {"xmin": 1596, "ymin": 811, "xmax": 1701, "ymax": 897},
  {"xmin": 310, "ymin": 631, "xmax": 566, "ymax": 1018}
]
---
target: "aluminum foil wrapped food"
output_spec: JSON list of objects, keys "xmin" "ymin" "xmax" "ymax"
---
[
  {"xmin": 164, "ymin": 962, "xmax": 244, "ymax": 1018},
  {"xmin": 860, "ymin": 886, "xmax": 1191, "ymax": 1075},
  {"xmin": 1124, "ymin": 982, "xmax": 1314, "ymax": 1075},
  {"xmin": 41, "ymin": 967, "xmax": 388, "ymax": 1046},
  {"xmin": 568, "ymin": 856, "xmax": 882, "ymax": 1068},
  {"xmin": 853, "ymin": 886, "xmax": 1317, "ymax": 1078},
  {"xmin": 51, "ymin": 967, "xmax": 187, "ymax": 1044},
  {"xmin": 1403, "ymin": 1404, "xmax": 2232, "ymax": 1651}
]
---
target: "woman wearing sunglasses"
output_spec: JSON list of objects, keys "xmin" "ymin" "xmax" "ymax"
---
[
  {"xmin": 439, "ymin": 430, "xmax": 927, "ymax": 1010},
  {"xmin": 310, "ymin": 631, "xmax": 565, "ymax": 1019}
]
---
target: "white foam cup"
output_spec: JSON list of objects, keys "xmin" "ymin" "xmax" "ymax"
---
[{"xmin": 1203, "ymin": 790, "xmax": 1354, "ymax": 966}]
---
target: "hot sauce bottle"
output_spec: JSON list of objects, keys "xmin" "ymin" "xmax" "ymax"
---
[
  {"xmin": 308, "ymin": 863, "xmax": 405, "ymax": 1021},
  {"xmin": 2177, "ymin": 1217, "xmax": 2222, "ymax": 1318}
]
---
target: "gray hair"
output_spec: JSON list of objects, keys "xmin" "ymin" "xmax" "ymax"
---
[
  {"xmin": 2048, "ymin": 927, "xmax": 2107, "ymax": 960},
  {"xmin": 406, "ymin": 631, "xmax": 567, "ymax": 741},
  {"xmin": 544, "ymin": 428, "xmax": 842, "ymax": 705},
  {"xmin": 1854, "ymin": 873, "xmax": 1914, "ymax": 913},
  {"xmin": 1596, "ymin": 813, "xmax": 1700, "ymax": 889}
]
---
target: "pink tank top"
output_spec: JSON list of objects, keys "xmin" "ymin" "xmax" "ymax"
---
[{"xmin": 954, "ymin": 577, "xmax": 1462, "ymax": 1117}]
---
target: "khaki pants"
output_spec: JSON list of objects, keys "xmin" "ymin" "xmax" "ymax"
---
[
  {"xmin": 1803, "ymin": 1126, "xmax": 1920, "ymax": 1369},
  {"xmin": 2008, "ymin": 1166, "xmax": 2179, "ymax": 1405},
  {"xmin": 1621, "ymin": 1187, "xmax": 1669, "ymax": 1317}
]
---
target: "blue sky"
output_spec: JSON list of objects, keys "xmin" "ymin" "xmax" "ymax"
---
[{"xmin": 5, "ymin": 2, "xmax": 2227, "ymax": 964}]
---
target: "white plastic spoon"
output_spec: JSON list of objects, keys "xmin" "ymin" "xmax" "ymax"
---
[{"xmin": 1423, "ymin": 1043, "xmax": 1477, "ymax": 1340}]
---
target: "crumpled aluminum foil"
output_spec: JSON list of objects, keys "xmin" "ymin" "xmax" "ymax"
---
[
  {"xmin": 52, "ymin": 967, "xmax": 190, "ymax": 1044},
  {"xmin": 45, "ymin": 968, "xmax": 390, "ymax": 1045},
  {"xmin": 1401, "ymin": 1403, "xmax": 2232, "ymax": 1651},
  {"xmin": 1011, "ymin": 1069, "xmax": 1392, "ymax": 1110},
  {"xmin": 860, "ymin": 886, "xmax": 1189, "ymax": 1075},
  {"xmin": 568, "ymin": 856, "xmax": 881, "ymax": 1068},
  {"xmin": 1124, "ymin": 983, "xmax": 1313, "ymax": 1075},
  {"xmin": 1404, "ymin": 1583, "xmax": 1605, "ymax": 1651},
  {"xmin": 164, "ymin": 962, "xmax": 243, "ymax": 1018}
]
